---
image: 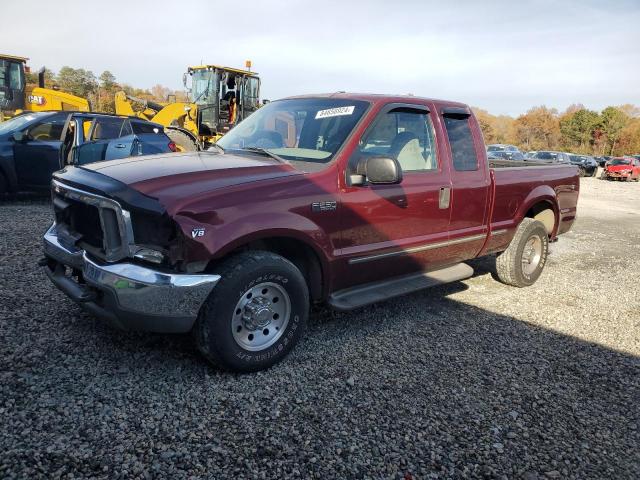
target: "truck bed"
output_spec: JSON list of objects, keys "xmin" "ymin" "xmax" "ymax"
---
[{"xmin": 484, "ymin": 161, "xmax": 579, "ymax": 254}]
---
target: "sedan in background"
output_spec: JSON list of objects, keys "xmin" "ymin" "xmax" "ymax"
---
[
  {"xmin": 527, "ymin": 151, "xmax": 571, "ymax": 163},
  {"xmin": 487, "ymin": 144, "xmax": 523, "ymax": 160},
  {"xmin": 601, "ymin": 157, "xmax": 640, "ymax": 181},
  {"xmin": 569, "ymin": 154, "xmax": 598, "ymax": 177},
  {"xmin": 489, "ymin": 150, "xmax": 526, "ymax": 161}
]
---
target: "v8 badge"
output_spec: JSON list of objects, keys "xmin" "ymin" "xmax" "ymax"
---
[{"xmin": 191, "ymin": 227, "xmax": 206, "ymax": 238}]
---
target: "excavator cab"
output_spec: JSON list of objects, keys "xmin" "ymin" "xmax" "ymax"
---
[
  {"xmin": 186, "ymin": 64, "xmax": 260, "ymax": 142},
  {"xmin": 0, "ymin": 55, "xmax": 27, "ymax": 118}
]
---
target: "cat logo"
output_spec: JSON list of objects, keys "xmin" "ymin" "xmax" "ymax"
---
[
  {"xmin": 191, "ymin": 227, "xmax": 206, "ymax": 238},
  {"xmin": 28, "ymin": 95, "xmax": 46, "ymax": 106}
]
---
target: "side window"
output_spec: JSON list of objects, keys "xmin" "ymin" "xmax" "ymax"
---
[
  {"xmin": 28, "ymin": 118, "xmax": 65, "ymax": 141},
  {"xmin": 357, "ymin": 108, "xmax": 438, "ymax": 172},
  {"xmin": 91, "ymin": 118, "xmax": 125, "ymax": 140},
  {"xmin": 442, "ymin": 115, "xmax": 478, "ymax": 171},
  {"xmin": 131, "ymin": 122, "xmax": 160, "ymax": 135}
]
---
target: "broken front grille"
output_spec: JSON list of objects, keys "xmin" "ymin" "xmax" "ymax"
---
[{"xmin": 51, "ymin": 180, "xmax": 133, "ymax": 262}]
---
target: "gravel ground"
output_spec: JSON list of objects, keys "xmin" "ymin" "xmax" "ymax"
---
[{"xmin": 1, "ymin": 176, "xmax": 639, "ymax": 479}]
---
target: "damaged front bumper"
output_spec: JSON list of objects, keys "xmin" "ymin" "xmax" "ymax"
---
[{"xmin": 42, "ymin": 223, "xmax": 220, "ymax": 333}]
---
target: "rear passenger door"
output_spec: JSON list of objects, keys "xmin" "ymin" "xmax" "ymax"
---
[
  {"xmin": 437, "ymin": 107, "xmax": 491, "ymax": 262},
  {"xmin": 76, "ymin": 118, "xmax": 137, "ymax": 165}
]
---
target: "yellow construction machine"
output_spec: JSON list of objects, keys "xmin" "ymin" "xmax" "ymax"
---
[
  {"xmin": 0, "ymin": 54, "xmax": 90, "ymax": 121},
  {"xmin": 115, "ymin": 63, "xmax": 260, "ymax": 150}
]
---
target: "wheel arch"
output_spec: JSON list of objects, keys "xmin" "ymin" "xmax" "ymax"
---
[
  {"xmin": 207, "ymin": 231, "xmax": 329, "ymax": 302},
  {"xmin": 518, "ymin": 187, "xmax": 559, "ymax": 237}
]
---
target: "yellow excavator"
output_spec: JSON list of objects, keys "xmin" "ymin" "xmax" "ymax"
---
[
  {"xmin": 0, "ymin": 54, "xmax": 89, "ymax": 121},
  {"xmin": 115, "ymin": 62, "xmax": 260, "ymax": 150}
]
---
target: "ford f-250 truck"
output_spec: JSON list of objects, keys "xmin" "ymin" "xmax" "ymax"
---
[{"xmin": 41, "ymin": 93, "xmax": 579, "ymax": 372}]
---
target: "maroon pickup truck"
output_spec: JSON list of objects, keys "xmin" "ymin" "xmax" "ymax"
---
[{"xmin": 42, "ymin": 93, "xmax": 579, "ymax": 371}]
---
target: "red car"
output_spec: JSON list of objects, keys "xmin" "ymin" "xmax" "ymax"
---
[{"xmin": 601, "ymin": 157, "xmax": 640, "ymax": 181}]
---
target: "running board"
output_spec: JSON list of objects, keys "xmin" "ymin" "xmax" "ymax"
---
[{"xmin": 328, "ymin": 263, "xmax": 474, "ymax": 311}]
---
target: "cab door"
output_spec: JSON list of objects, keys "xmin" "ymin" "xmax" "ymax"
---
[
  {"xmin": 14, "ymin": 113, "xmax": 66, "ymax": 188},
  {"xmin": 75, "ymin": 118, "xmax": 136, "ymax": 165},
  {"xmin": 435, "ymin": 107, "xmax": 491, "ymax": 263},
  {"xmin": 337, "ymin": 103, "xmax": 453, "ymax": 288}
]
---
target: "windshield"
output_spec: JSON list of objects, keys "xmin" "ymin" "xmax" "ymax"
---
[
  {"xmin": 609, "ymin": 158, "xmax": 631, "ymax": 166},
  {"xmin": 0, "ymin": 112, "xmax": 45, "ymax": 135},
  {"xmin": 190, "ymin": 69, "xmax": 218, "ymax": 104},
  {"xmin": 217, "ymin": 98, "xmax": 369, "ymax": 171}
]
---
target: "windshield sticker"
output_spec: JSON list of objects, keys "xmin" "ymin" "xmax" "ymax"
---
[{"xmin": 315, "ymin": 106, "xmax": 355, "ymax": 119}]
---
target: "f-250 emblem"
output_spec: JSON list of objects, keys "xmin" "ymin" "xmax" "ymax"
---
[
  {"xmin": 311, "ymin": 201, "xmax": 337, "ymax": 213},
  {"xmin": 191, "ymin": 227, "xmax": 206, "ymax": 238}
]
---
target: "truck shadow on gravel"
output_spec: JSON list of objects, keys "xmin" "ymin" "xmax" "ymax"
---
[{"xmin": 11, "ymin": 266, "xmax": 638, "ymax": 479}]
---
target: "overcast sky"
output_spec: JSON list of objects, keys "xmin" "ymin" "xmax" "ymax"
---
[{"xmin": 3, "ymin": 0, "xmax": 639, "ymax": 116}]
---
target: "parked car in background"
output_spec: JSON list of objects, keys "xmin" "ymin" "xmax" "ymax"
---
[
  {"xmin": 490, "ymin": 150, "xmax": 526, "ymax": 161},
  {"xmin": 593, "ymin": 156, "xmax": 612, "ymax": 168},
  {"xmin": 568, "ymin": 154, "xmax": 598, "ymax": 177},
  {"xmin": 0, "ymin": 111, "xmax": 177, "ymax": 194},
  {"xmin": 601, "ymin": 157, "xmax": 640, "ymax": 181},
  {"xmin": 487, "ymin": 144, "xmax": 523, "ymax": 160},
  {"xmin": 527, "ymin": 151, "xmax": 571, "ymax": 163},
  {"xmin": 524, "ymin": 151, "xmax": 538, "ymax": 159}
]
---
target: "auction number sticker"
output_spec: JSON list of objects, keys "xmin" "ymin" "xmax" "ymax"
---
[{"xmin": 315, "ymin": 106, "xmax": 355, "ymax": 119}]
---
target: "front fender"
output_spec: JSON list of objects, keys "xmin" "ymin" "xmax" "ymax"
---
[{"xmin": 173, "ymin": 210, "xmax": 332, "ymax": 267}]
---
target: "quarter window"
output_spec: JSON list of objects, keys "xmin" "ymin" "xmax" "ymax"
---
[
  {"xmin": 357, "ymin": 108, "xmax": 438, "ymax": 172},
  {"xmin": 443, "ymin": 116, "xmax": 478, "ymax": 171}
]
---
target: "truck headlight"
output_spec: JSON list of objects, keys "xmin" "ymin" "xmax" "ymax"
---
[{"xmin": 133, "ymin": 247, "xmax": 165, "ymax": 264}]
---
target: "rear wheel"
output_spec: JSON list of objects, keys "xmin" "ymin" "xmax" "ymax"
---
[
  {"xmin": 165, "ymin": 128, "xmax": 198, "ymax": 152},
  {"xmin": 496, "ymin": 218, "xmax": 549, "ymax": 287},
  {"xmin": 194, "ymin": 251, "xmax": 309, "ymax": 372}
]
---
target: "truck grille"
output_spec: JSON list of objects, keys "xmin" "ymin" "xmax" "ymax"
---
[{"xmin": 51, "ymin": 180, "xmax": 133, "ymax": 262}]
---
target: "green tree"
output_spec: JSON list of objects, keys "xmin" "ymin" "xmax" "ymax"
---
[
  {"xmin": 559, "ymin": 108, "xmax": 599, "ymax": 153},
  {"xmin": 55, "ymin": 66, "xmax": 98, "ymax": 99},
  {"xmin": 599, "ymin": 107, "xmax": 629, "ymax": 155}
]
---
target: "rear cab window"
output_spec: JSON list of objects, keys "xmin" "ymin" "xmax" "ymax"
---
[
  {"xmin": 132, "ymin": 122, "xmax": 162, "ymax": 135},
  {"xmin": 442, "ymin": 113, "xmax": 479, "ymax": 171}
]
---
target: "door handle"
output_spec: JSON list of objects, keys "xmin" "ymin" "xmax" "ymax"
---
[
  {"xmin": 114, "ymin": 144, "xmax": 127, "ymax": 149},
  {"xmin": 439, "ymin": 187, "xmax": 451, "ymax": 209}
]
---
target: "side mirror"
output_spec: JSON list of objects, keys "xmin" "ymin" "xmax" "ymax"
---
[
  {"xmin": 12, "ymin": 131, "xmax": 26, "ymax": 143},
  {"xmin": 352, "ymin": 156, "xmax": 403, "ymax": 186}
]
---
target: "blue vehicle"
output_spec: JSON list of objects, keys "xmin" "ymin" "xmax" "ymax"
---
[{"xmin": 0, "ymin": 111, "xmax": 177, "ymax": 193}]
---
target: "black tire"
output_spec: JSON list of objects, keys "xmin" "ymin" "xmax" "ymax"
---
[
  {"xmin": 194, "ymin": 251, "xmax": 309, "ymax": 372},
  {"xmin": 578, "ymin": 167, "xmax": 585, "ymax": 177},
  {"xmin": 165, "ymin": 128, "xmax": 198, "ymax": 151},
  {"xmin": 495, "ymin": 218, "xmax": 549, "ymax": 287}
]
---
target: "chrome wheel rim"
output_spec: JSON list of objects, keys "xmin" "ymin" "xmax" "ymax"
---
[
  {"xmin": 522, "ymin": 236, "xmax": 542, "ymax": 276},
  {"xmin": 231, "ymin": 282, "xmax": 291, "ymax": 351}
]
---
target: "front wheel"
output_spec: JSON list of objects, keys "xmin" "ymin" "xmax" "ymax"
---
[
  {"xmin": 495, "ymin": 218, "xmax": 549, "ymax": 287},
  {"xmin": 194, "ymin": 251, "xmax": 309, "ymax": 372}
]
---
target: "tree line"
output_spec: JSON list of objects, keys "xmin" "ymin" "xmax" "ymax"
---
[
  {"xmin": 28, "ymin": 66, "xmax": 640, "ymax": 155},
  {"xmin": 473, "ymin": 103, "xmax": 640, "ymax": 156},
  {"xmin": 27, "ymin": 66, "xmax": 187, "ymax": 115}
]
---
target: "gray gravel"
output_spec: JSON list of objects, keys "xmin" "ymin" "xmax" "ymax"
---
[{"xmin": 1, "ymin": 177, "xmax": 639, "ymax": 479}]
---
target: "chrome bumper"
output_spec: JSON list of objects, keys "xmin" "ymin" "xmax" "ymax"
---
[{"xmin": 42, "ymin": 223, "xmax": 220, "ymax": 333}]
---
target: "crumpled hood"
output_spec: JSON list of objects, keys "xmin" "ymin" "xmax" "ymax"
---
[{"xmin": 80, "ymin": 151, "xmax": 302, "ymax": 208}]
